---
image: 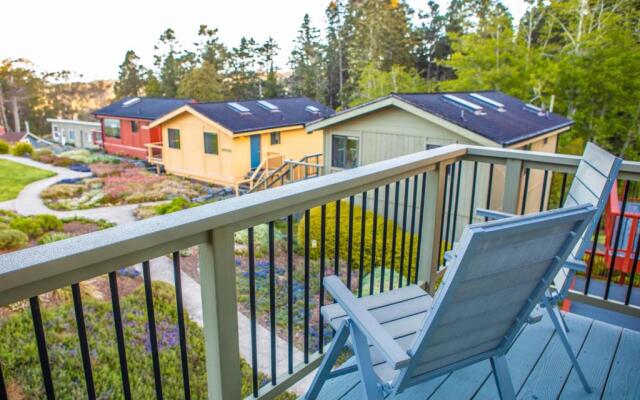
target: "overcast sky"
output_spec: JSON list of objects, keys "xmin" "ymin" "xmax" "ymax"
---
[{"xmin": 1, "ymin": 0, "xmax": 527, "ymax": 82}]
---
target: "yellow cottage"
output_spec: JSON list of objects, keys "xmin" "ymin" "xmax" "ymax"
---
[{"xmin": 147, "ymin": 97, "xmax": 333, "ymax": 193}]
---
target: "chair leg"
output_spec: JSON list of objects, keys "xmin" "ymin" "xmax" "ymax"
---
[
  {"xmin": 490, "ymin": 355, "xmax": 516, "ymax": 400},
  {"xmin": 305, "ymin": 322, "xmax": 351, "ymax": 400},
  {"xmin": 542, "ymin": 297, "xmax": 591, "ymax": 393},
  {"xmin": 558, "ymin": 308, "xmax": 570, "ymax": 333},
  {"xmin": 351, "ymin": 321, "xmax": 384, "ymax": 400}
]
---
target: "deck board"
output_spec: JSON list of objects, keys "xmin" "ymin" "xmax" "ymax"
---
[
  {"xmin": 602, "ymin": 328, "xmax": 640, "ymax": 400},
  {"xmin": 313, "ymin": 311, "xmax": 639, "ymax": 400},
  {"xmin": 558, "ymin": 320, "xmax": 622, "ymax": 399}
]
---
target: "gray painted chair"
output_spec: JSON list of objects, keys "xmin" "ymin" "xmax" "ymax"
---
[
  {"xmin": 475, "ymin": 142, "xmax": 621, "ymax": 333},
  {"xmin": 306, "ymin": 204, "xmax": 596, "ymax": 400}
]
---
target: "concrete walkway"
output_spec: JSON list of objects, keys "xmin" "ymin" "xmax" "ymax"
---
[{"xmin": 0, "ymin": 155, "xmax": 147, "ymax": 225}]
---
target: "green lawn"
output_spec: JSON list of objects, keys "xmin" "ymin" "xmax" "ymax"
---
[{"xmin": 0, "ymin": 159, "xmax": 55, "ymax": 201}]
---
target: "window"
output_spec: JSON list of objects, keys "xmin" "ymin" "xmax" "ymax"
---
[
  {"xmin": 168, "ymin": 129, "xmax": 181, "ymax": 149},
  {"xmin": 204, "ymin": 132, "xmax": 218, "ymax": 155},
  {"xmin": 131, "ymin": 120, "xmax": 139, "ymax": 133},
  {"xmin": 270, "ymin": 131, "xmax": 281, "ymax": 145},
  {"xmin": 331, "ymin": 135, "xmax": 359, "ymax": 169},
  {"xmin": 426, "ymin": 144, "xmax": 442, "ymax": 150},
  {"xmin": 104, "ymin": 119, "xmax": 121, "ymax": 138},
  {"xmin": 68, "ymin": 130, "xmax": 75, "ymax": 141}
]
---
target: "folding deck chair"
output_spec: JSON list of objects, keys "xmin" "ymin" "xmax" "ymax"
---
[
  {"xmin": 475, "ymin": 142, "xmax": 621, "ymax": 334},
  {"xmin": 306, "ymin": 204, "xmax": 596, "ymax": 400}
]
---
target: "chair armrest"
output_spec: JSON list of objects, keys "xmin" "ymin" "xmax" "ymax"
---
[
  {"xmin": 475, "ymin": 208, "xmax": 516, "ymax": 220},
  {"xmin": 444, "ymin": 250, "xmax": 455, "ymax": 262},
  {"xmin": 324, "ymin": 276, "xmax": 410, "ymax": 369},
  {"xmin": 564, "ymin": 257, "xmax": 587, "ymax": 273}
]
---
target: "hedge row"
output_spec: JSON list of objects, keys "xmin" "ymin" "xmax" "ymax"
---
[{"xmin": 297, "ymin": 200, "xmax": 420, "ymax": 281}]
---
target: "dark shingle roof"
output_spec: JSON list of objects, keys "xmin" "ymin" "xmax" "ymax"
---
[
  {"xmin": 190, "ymin": 97, "xmax": 334, "ymax": 133},
  {"xmin": 0, "ymin": 131, "xmax": 28, "ymax": 144},
  {"xmin": 392, "ymin": 91, "xmax": 573, "ymax": 145},
  {"xmin": 94, "ymin": 97, "xmax": 193, "ymax": 120}
]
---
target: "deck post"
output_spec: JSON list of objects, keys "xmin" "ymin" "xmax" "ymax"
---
[
  {"xmin": 417, "ymin": 162, "xmax": 447, "ymax": 294},
  {"xmin": 502, "ymin": 158, "xmax": 523, "ymax": 214},
  {"xmin": 199, "ymin": 226, "xmax": 242, "ymax": 400}
]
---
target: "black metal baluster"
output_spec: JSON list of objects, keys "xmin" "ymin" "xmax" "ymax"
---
[
  {"xmin": 407, "ymin": 176, "xmax": 419, "ymax": 285},
  {"xmin": 380, "ymin": 185, "xmax": 390, "ymax": 292},
  {"xmin": 485, "ymin": 164, "xmax": 494, "ymax": 221},
  {"xmin": 444, "ymin": 163, "xmax": 455, "ymax": 254},
  {"xmin": 142, "ymin": 261, "xmax": 163, "ymax": 400},
  {"xmin": 30, "ymin": 296, "xmax": 55, "ymax": 400},
  {"xmin": 172, "ymin": 252, "xmax": 191, "ymax": 399},
  {"xmin": 71, "ymin": 283, "xmax": 96, "ymax": 400},
  {"xmin": 520, "ymin": 168, "xmax": 531, "ymax": 215},
  {"xmin": 399, "ymin": 179, "xmax": 410, "ymax": 288},
  {"xmin": 438, "ymin": 166, "xmax": 450, "ymax": 264},
  {"xmin": 450, "ymin": 161, "xmax": 462, "ymax": 250},
  {"xmin": 0, "ymin": 360, "xmax": 6, "ymax": 400},
  {"xmin": 358, "ymin": 192, "xmax": 368, "ymax": 297},
  {"xmin": 539, "ymin": 171, "xmax": 549, "ymax": 212},
  {"xmin": 585, "ymin": 218, "xmax": 602, "ymax": 295},
  {"xmin": 287, "ymin": 215, "xmax": 293, "ymax": 374},
  {"xmin": 605, "ymin": 181, "xmax": 630, "ymax": 300},
  {"xmin": 108, "ymin": 271, "xmax": 132, "ymax": 400},
  {"xmin": 390, "ymin": 181, "xmax": 400, "ymax": 290},
  {"xmin": 304, "ymin": 210, "xmax": 310, "ymax": 362},
  {"xmin": 414, "ymin": 173, "xmax": 427, "ymax": 285},
  {"xmin": 268, "ymin": 223, "xmax": 277, "ymax": 383},
  {"xmin": 625, "ymin": 222, "xmax": 640, "ymax": 305},
  {"xmin": 469, "ymin": 162, "xmax": 478, "ymax": 224},
  {"xmin": 248, "ymin": 229, "xmax": 259, "ymax": 397},
  {"xmin": 370, "ymin": 188, "xmax": 379, "ymax": 295},
  {"xmin": 559, "ymin": 173, "xmax": 568, "ymax": 206},
  {"xmin": 347, "ymin": 196, "xmax": 355, "ymax": 291},
  {"xmin": 319, "ymin": 205, "xmax": 327, "ymax": 352},
  {"xmin": 334, "ymin": 200, "xmax": 341, "ymax": 277}
]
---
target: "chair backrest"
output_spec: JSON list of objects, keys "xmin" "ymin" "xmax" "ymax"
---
[
  {"xmin": 396, "ymin": 204, "xmax": 595, "ymax": 390},
  {"xmin": 555, "ymin": 142, "xmax": 621, "ymax": 292}
]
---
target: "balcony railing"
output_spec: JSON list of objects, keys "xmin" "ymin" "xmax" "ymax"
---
[{"xmin": 0, "ymin": 144, "xmax": 638, "ymax": 399}]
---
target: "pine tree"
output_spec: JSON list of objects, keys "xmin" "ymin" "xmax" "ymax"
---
[
  {"xmin": 114, "ymin": 50, "xmax": 145, "ymax": 97},
  {"xmin": 288, "ymin": 14, "xmax": 325, "ymax": 101},
  {"xmin": 152, "ymin": 28, "xmax": 192, "ymax": 97},
  {"xmin": 227, "ymin": 37, "xmax": 261, "ymax": 99},
  {"xmin": 325, "ymin": 1, "xmax": 349, "ymax": 108},
  {"xmin": 258, "ymin": 37, "xmax": 283, "ymax": 98}
]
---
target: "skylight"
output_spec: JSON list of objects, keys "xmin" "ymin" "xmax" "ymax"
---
[
  {"xmin": 305, "ymin": 105, "xmax": 320, "ymax": 114},
  {"xmin": 443, "ymin": 94, "xmax": 484, "ymax": 114},
  {"xmin": 122, "ymin": 97, "xmax": 141, "ymax": 107},
  {"xmin": 227, "ymin": 102, "xmax": 251, "ymax": 115},
  {"xmin": 257, "ymin": 100, "xmax": 280, "ymax": 112},
  {"xmin": 523, "ymin": 103, "xmax": 545, "ymax": 116},
  {"xmin": 469, "ymin": 93, "xmax": 506, "ymax": 112}
]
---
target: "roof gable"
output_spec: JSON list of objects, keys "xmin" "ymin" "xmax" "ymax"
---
[
  {"xmin": 93, "ymin": 97, "xmax": 194, "ymax": 120},
  {"xmin": 188, "ymin": 97, "xmax": 334, "ymax": 133}
]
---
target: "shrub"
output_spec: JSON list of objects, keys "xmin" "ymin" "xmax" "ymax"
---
[
  {"xmin": 9, "ymin": 217, "xmax": 43, "ymax": 238},
  {"xmin": 0, "ymin": 229, "xmax": 29, "ymax": 249},
  {"xmin": 37, "ymin": 231, "xmax": 70, "ymax": 244},
  {"xmin": 155, "ymin": 197, "xmax": 192, "ymax": 215},
  {"xmin": 0, "ymin": 209, "xmax": 17, "ymax": 224},
  {"xmin": 11, "ymin": 142, "xmax": 33, "ymax": 156},
  {"xmin": 51, "ymin": 156, "xmax": 75, "ymax": 167},
  {"xmin": 297, "ymin": 200, "xmax": 419, "ymax": 279},
  {"xmin": 0, "ymin": 140, "xmax": 9, "ymax": 154},
  {"xmin": 31, "ymin": 148, "xmax": 53, "ymax": 161},
  {"xmin": 40, "ymin": 184, "xmax": 84, "ymax": 199},
  {"xmin": 0, "ymin": 282, "xmax": 294, "ymax": 399},
  {"xmin": 60, "ymin": 216, "xmax": 115, "ymax": 229},
  {"xmin": 34, "ymin": 214, "xmax": 63, "ymax": 232}
]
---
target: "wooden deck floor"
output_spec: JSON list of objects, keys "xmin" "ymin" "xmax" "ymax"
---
[{"xmin": 315, "ymin": 312, "xmax": 640, "ymax": 399}]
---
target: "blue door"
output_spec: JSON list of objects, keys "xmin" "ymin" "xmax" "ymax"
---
[{"xmin": 250, "ymin": 135, "xmax": 261, "ymax": 169}]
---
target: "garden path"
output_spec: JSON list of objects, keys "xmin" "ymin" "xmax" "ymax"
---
[
  {"xmin": 0, "ymin": 155, "xmax": 154, "ymax": 225},
  {"xmin": 138, "ymin": 257, "xmax": 312, "ymax": 395}
]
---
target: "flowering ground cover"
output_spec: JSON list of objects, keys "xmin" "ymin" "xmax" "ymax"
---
[{"xmin": 41, "ymin": 162, "xmax": 208, "ymax": 210}]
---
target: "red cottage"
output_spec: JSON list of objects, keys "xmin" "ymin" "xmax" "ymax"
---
[{"xmin": 93, "ymin": 97, "xmax": 193, "ymax": 159}]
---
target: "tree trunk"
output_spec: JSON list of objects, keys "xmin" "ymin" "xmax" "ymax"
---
[
  {"xmin": 10, "ymin": 93, "xmax": 20, "ymax": 133},
  {"xmin": 0, "ymin": 84, "xmax": 9, "ymax": 132}
]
